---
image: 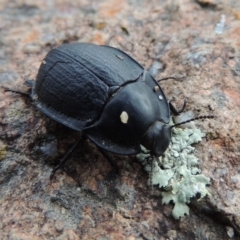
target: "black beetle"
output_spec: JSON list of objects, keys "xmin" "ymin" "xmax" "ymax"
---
[
  {"xmin": 33, "ymin": 42, "xmax": 171, "ymax": 156},
  {"xmin": 5, "ymin": 42, "xmax": 213, "ymax": 177}
]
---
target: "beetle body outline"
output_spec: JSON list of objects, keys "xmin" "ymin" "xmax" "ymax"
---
[{"xmin": 32, "ymin": 42, "xmax": 171, "ymax": 158}]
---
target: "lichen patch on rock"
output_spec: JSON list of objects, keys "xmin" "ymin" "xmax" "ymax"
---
[{"xmin": 137, "ymin": 126, "xmax": 210, "ymax": 219}]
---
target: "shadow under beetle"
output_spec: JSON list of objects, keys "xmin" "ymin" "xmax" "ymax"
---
[{"xmin": 5, "ymin": 42, "xmax": 213, "ymax": 178}]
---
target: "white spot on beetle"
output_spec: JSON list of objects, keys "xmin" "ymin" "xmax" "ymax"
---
[
  {"xmin": 42, "ymin": 60, "xmax": 47, "ymax": 64},
  {"xmin": 120, "ymin": 111, "xmax": 129, "ymax": 124},
  {"xmin": 159, "ymin": 95, "xmax": 163, "ymax": 100}
]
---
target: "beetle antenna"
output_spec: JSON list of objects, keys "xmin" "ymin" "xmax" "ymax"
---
[{"xmin": 171, "ymin": 115, "xmax": 214, "ymax": 129}]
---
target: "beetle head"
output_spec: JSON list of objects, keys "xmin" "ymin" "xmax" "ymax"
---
[
  {"xmin": 141, "ymin": 115, "xmax": 215, "ymax": 157},
  {"xmin": 141, "ymin": 121, "xmax": 171, "ymax": 157}
]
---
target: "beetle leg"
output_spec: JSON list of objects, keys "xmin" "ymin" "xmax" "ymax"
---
[
  {"xmin": 97, "ymin": 147, "xmax": 120, "ymax": 175},
  {"xmin": 95, "ymin": 148, "xmax": 121, "ymax": 185},
  {"xmin": 50, "ymin": 138, "xmax": 82, "ymax": 180},
  {"xmin": 2, "ymin": 86, "xmax": 30, "ymax": 96},
  {"xmin": 169, "ymin": 99, "xmax": 187, "ymax": 116}
]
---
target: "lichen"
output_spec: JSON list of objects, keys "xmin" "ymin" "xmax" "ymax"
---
[{"xmin": 136, "ymin": 126, "xmax": 210, "ymax": 219}]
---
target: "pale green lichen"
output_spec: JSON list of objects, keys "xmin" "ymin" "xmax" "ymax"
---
[{"xmin": 136, "ymin": 126, "xmax": 210, "ymax": 219}]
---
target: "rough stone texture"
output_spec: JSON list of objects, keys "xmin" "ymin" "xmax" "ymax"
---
[{"xmin": 1, "ymin": 0, "xmax": 240, "ymax": 239}]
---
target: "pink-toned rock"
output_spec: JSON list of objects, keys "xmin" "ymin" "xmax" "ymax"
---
[{"xmin": 1, "ymin": 0, "xmax": 240, "ymax": 239}]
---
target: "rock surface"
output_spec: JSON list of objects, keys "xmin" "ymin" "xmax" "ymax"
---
[{"xmin": 1, "ymin": 0, "xmax": 240, "ymax": 239}]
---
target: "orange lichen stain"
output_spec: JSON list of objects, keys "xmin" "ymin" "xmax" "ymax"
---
[
  {"xmin": 87, "ymin": 177, "xmax": 99, "ymax": 192},
  {"xmin": 94, "ymin": 22, "xmax": 107, "ymax": 30},
  {"xmin": 232, "ymin": 9, "xmax": 240, "ymax": 20},
  {"xmin": 7, "ymin": 230, "xmax": 42, "ymax": 240},
  {"xmin": 107, "ymin": 233, "xmax": 126, "ymax": 240},
  {"xmin": 99, "ymin": 0, "xmax": 125, "ymax": 18},
  {"xmin": 230, "ymin": 25, "xmax": 240, "ymax": 36},
  {"xmin": 211, "ymin": 139, "xmax": 225, "ymax": 151},
  {"xmin": 23, "ymin": 30, "xmax": 40, "ymax": 44},
  {"xmin": 83, "ymin": 205, "xmax": 92, "ymax": 215},
  {"xmin": 224, "ymin": 89, "xmax": 240, "ymax": 105},
  {"xmin": 226, "ymin": 24, "xmax": 240, "ymax": 47},
  {"xmin": 89, "ymin": 33, "xmax": 106, "ymax": 45}
]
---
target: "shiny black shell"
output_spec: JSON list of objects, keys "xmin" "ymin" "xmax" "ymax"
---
[{"xmin": 31, "ymin": 42, "xmax": 170, "ymax": 155}]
